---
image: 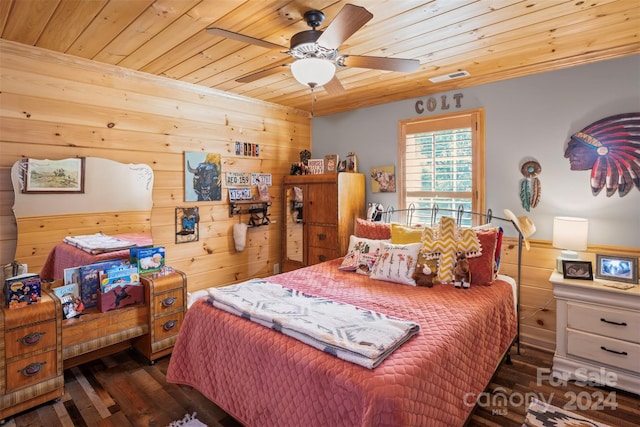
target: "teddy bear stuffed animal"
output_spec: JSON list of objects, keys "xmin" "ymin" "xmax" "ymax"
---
[
  {"xmin": 413, "ymin": 262, "xmax": 435, "ymax": 287},
  {"xmin": 454, "ymin": 253, "xmax": 471, "ymax": 289}
]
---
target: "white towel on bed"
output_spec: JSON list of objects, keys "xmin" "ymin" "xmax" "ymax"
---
[
  {"xmin": 63, "ymin": 233, "xmax": 137, "ymax": 254},
  {"xmin": 207, "ymin": 279, "xmax": 420, "ymax": 369}
]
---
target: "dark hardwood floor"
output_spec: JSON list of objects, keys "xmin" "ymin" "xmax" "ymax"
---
[{"xmin": 3, "ymin": 344, "xmax": 638, "ymax": 427}]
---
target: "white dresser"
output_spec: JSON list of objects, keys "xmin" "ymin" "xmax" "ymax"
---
[{"xmin": 550, "ymin": 271, "xmax": 640, "ymax": 395}]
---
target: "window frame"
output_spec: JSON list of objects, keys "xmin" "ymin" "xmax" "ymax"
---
[{"xmin": 397, "ymin": 108, "xmax": 485, "ymax": 225}]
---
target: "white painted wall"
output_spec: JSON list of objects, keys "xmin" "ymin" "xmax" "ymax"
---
[{"xmin": 312, "ymin": 55, "xmax": 640, "ymax": 247}]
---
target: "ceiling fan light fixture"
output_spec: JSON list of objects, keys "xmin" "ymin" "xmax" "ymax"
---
[{"xmin": 291, "ymin": 57, "xmax": 335, "ymax": 88}]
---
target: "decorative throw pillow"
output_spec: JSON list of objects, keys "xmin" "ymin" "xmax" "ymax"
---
[
  {"xmin": 339, "ymin": 235, "xmax": 388, "ymax": 272},
  {"xmin": 355, "ymin": 252, "xmax": 379, "ymax": 275},
  {"xmin": 346, "ymin": 235, "xmax": 388, "ymax": 255},
  {"xmin": 354, "ymin": 218, "xmax": 391, "ymax": 240},
  {"xmin": 338, "ymin": 250, "xmax": 361, "ymax": 271},
  {"xmin": 468, "ymin": 227, "xmax": 499, "ymax": 285},
  {"xmin": 494, "ymin": 227, "xmax": 504, "ymax": 274},
  {"xmin": 456, "ymin": 227, "xmax": 481, "ymax": 255},
  {"xmin": 370, "ymin": 242, "xmax": 421, "ymax": 286},
  {"xmin": 390, "ymin": 223, "xmax": 423, "ymax": 244}
]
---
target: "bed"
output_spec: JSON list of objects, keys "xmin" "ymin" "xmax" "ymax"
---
[{"xmin": 167, "ymin": 212, "xmax": 520, "ymax": 426}]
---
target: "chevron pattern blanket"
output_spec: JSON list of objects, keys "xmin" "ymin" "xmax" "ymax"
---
[{"xmin": 207, "ymin": 279, "xmax": 420, "ymax": 368}]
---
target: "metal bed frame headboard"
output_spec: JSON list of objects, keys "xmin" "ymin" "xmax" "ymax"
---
[{"xmin": 381, "ymin": 203, "xmax": 524, "ymax": 355}]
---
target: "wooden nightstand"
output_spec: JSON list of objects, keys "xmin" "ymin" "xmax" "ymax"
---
[
  {"xmin": 0, "ymin": 291, "xmax": 64, "ymax": 421},
  {"xmin": 550, "ymin": 271, "xmax": 640, "ymax": 394},
  {"xmin": 134, "ymin": 270, "xmax": 187, "ymax": 363}
]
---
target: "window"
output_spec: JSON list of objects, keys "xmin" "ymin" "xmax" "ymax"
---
[{"xmin": 398, "ymin": 109, "xmax": 485, "ymax": 226}]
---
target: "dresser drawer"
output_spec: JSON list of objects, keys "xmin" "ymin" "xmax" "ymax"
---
[
  {"xmin": 153, "ymin": 289, "xmax": 184, "ymax": 315},
  {"xmin": 567, "ymin": 329, "xmax": 640, "ymax": 373},
  {"xmin": 142, "ymin": 271, "xmax": 186, "ymax": 293},
  {"xmin": 307, "ymin": 225, "xmax": 338, "ymax": 249},
  {"xmin": 5, "ymin": 319, "xmax": 57, "ymax": 359},
  {"xmin": 6, "ymin": 349, "xmax": 58, "ymax": 392},
  {"xmin": 153, "ymin": 312, "xmax": 184, "ymax": 342},
  {"xmin": 307, "ymin": 246, "xmax": 339, "ymax": 265},
  {"xmin": 567, "ymin": 302, "xmax": 640, "ymax": 343}
]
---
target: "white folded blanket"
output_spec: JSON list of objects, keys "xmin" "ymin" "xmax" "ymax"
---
[
  {"xmin": 208, "ymin": 279, "xmax": 420, "ymax": 369},
  {"xmin": 63, "ymin": 233, "xmax": 136, "ymax": 255}
]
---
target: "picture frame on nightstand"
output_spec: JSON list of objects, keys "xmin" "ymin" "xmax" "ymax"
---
[
  {"xmin": 595, "ymin": 254, "xmax": 638, "ymax": 284},
  {"xmin": 562, "ymin": 260, "xmax": 593, "ymax": 280}
]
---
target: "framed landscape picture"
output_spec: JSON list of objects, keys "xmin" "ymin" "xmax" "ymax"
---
[{"xmin": 22, "ymin": 157, "xmax": 85, "ymax": 193}]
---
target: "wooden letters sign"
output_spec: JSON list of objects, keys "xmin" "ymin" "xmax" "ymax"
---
[{"xmin": 415, "ymin": 93, "xmax": 463, "ymax": 114}]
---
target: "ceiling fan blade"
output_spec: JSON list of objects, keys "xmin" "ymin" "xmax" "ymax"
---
[
  {"xmin": 236, "ymin": 64, "xmax": 291, "ymax": 83},
  {"xmin": 206, "ymin": 27, "xmax": 285, "ymax": 50},
  {"xmin": 323, "ymin": 76, "xmax": 345, "ymax": 96},
  {"xmin": 341, "ymin": 55, "xmax": 419, "ymax": 73},
  {"xmin": 316, "ymin": 4, "xmax": 373, "ymax": 50}
]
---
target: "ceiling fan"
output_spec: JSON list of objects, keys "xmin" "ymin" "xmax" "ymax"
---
[{"xmin": 206, "ymin": 4, "xmax": 419, "ymax": 95}]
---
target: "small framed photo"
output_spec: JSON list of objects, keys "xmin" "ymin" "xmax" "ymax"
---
[
  {"xmin": 595, "ymin": 254, "xmax": 638, "ymax": 284},
  {"xmin": 175, "ymin": 207, "xmax": 199, "ymax": 244},
  {"xmin": 22, "ymin": 157, "xmax": 85, "ymax": 193},
  {"xmin": 324, "ymin": 154, "xmax": 339, "ymax": 174},
  {"xmin": 562, "ymin": 260, "xmax": 593, "ymax": 280}
]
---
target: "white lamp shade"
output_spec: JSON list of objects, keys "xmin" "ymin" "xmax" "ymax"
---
[
  {"xmin": 552, "ymin": 216, "xmax": 589, "ymax": 251},
  {"xmin": 291, "ymin": 58, "xmax": 335, "ymax": 87}
]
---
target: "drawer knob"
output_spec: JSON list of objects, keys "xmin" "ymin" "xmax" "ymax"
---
[
  {"xmin": 318, "ymin": 233, "xmax": 326, "ymax": 240},
  {"xmin": 19, "ymin": 361, "xmax": 46, "ymax": 377},
  {"xmin": 19, "ymin": 331, "xmax": 45, "ymax": 346},
  {"xmin": 600, "ymin": 346, "xmax": 628, "ymax": 356},
  {"xmin": 163, "ymin": 319, "xmax": 178, "ymax": 331},
  {"xmin": 161, "ymin": 296, "xmax": 177, "ymax": 307},
  {"xmin": 318, "ymin": 254, "xmax": 327, "ymax": 262},
  {"xmin": 600, "ymin": 318, "xmax": 627, "ymax": 327}
]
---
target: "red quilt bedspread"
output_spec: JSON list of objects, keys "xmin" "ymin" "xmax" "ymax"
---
[{"xmin": 167, "ymin": 259, "xmax": 517, "ymax": 427}]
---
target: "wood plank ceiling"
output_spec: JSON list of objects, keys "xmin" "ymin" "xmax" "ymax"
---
[{"xmin": 1, "ymin": 0, "xmax": 638, "ymax": 116}]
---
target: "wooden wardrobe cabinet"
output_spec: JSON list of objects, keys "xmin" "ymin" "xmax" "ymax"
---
[{"xmin": 282, "ymin": 173, "xmax": 365, "ymax": 272}]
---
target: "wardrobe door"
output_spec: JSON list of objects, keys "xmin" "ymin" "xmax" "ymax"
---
[{"xmin": 282, "ymin": 184, "xmax": 305, "ymax": 272}]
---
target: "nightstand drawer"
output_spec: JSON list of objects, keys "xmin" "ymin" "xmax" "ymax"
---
[
  {"xmin": 5, "ymin": 319, "xmax": 57, "ymax": 359},
  {"xmin": 153, "ymin": 312, "xmax": 184, "ymax": 342},
  {"xmin": 567, "ymin": 329, "xmax": 640, "ymax": 373},
  {"xmin": 153, "ymin": 289, "xmax": 185, "ymax": 315},
  {"xmin": 6, "ymin": 349, "xmax": 58, "ymax": 392},
  {"xmin": 568, "ymin": 302, "xmax": 640, "ymax": 343}
]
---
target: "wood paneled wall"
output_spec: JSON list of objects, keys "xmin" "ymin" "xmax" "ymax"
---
[
  {"xmin": 500, "ymin": 237, "xmax": 640, "ymax": 350},
  {"xmin": 0, "ymin": 40, "xmax": 638, "ymax": 351},
  {"xmin": 0, "ymin": 40, "xmax": 311, "ymax": 292}
]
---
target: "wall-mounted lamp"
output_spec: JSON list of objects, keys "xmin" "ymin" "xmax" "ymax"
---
[{"xmin": 552, "ymin": 216, "xmax": 589, "ymax": 273}]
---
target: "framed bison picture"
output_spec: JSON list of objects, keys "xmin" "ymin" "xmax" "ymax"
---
[{"xmin": 184, "ymin": 151, "xmax": 222, "ymax": 201}]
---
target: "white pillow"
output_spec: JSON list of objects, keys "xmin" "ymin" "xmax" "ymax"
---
[
  {"xmin": 346, "ymin": 235, "xmax": 389, "ymax": 255},
  {"xmin": 370, "ymin": 242, "xmax": 421, "ymax": 286},
  {"xmin": 339, "ymin": 235, "xmax": 389, "ymax": 272}
]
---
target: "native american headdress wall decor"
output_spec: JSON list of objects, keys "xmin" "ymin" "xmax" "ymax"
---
[{"xmin": 564, "ymin": 112, "xmax": 640, "ymax": 197}]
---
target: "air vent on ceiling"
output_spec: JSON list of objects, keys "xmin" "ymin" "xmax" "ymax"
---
[{"xmin": 429, "ymin": 70, "xmax": 470, "ymax": 83}]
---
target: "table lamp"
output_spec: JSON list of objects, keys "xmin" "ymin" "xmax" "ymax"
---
[{"xmin": 552, "ymin": 216, "xmax": 589, "ymax": 273}]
